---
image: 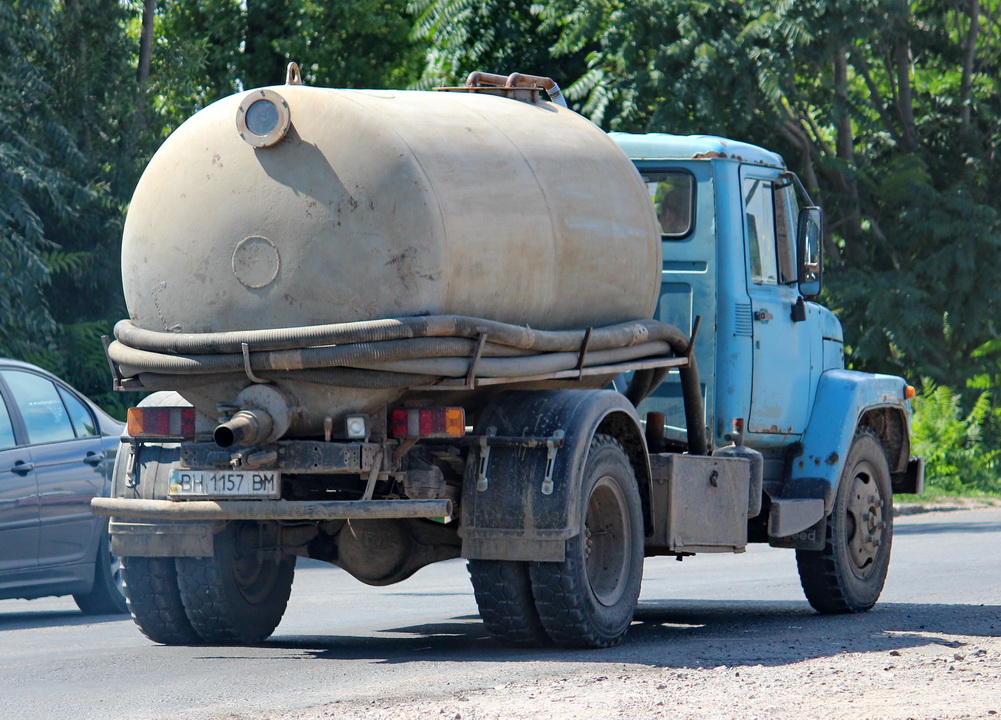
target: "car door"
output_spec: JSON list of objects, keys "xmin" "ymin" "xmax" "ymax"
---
[
  {"xmin": 0, "ymin": 379, "xmax": 40, "ymax": 573},
  {"xmin": 740, "ymin": 166, "xmax": 812, "ymax": 437},
  {"xmin": 0, "ymin": 370, "xmax": 106, "ymax": 569}
]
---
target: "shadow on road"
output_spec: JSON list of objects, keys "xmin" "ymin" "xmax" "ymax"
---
[
  {"xmin": 0, "ymin": 609, "xmax": 129, "ymax": 632},
  {"xmin": 251, "ymin": 600, "xmax": 999, "ymax": 669},
  {"xmin": 895, "ymin": 519, "xmax": 1001, "ymax": 536}
]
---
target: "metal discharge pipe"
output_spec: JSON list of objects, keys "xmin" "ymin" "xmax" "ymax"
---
[{"xmin": 214, "ymin": 409, "xmax": 274, "ymax": 448}]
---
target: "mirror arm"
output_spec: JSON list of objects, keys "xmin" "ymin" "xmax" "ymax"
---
[{"xmin": 780, "ymin": 171, "xmax": 815, "ymax": 206}]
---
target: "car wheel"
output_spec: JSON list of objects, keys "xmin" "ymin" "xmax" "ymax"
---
[{"xmin": 74, "ymin": 525, "xmax": 129, "ymax": 615}]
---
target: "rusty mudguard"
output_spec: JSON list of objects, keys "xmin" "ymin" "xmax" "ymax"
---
[{"xmin": 459, "ymin": 389, "xmax": 650, "ymax": 563}]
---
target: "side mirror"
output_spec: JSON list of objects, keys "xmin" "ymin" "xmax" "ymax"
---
[{"xmin": 797, "ymin": 206, "xmax": 822, "ymax": 298}]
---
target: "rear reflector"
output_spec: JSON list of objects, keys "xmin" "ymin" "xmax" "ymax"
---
[
  {"xmin": 389, "ymin": 407, "xmax": 465, "ymax": 439},
  {"xmin": 127, "ymin": 407, "xmax": 197, "ymax": 439}
]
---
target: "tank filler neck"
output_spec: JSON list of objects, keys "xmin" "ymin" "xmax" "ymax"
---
[{"xmin": 436, "ymin": 70, "xmax": 569, "ymax": 107}]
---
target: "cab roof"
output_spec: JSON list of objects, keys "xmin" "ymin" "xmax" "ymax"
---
[{"xmin": 610, "ymin": 132, "xmax": 785, "ymax": 168}]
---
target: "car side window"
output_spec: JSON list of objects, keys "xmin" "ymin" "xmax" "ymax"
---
[
  {"xmin": 0, "ymin": 370, "xmax": 76, "ymax": 445},
  {"xmin": 0, "ymin": 394, "xmax": 15, "ymax": 450},
  {"xmin": 58, "ymin": 387, "xmax": 98, "ymax": 438}
]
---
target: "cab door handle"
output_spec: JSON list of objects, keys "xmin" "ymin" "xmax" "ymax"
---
[
  {"xmin": 753, "ymin": 309, "xmax": 773, "ymax": 322},
  {"xmin": 9, "ymin": 461, "xmax": 34, "ymax": 475}
]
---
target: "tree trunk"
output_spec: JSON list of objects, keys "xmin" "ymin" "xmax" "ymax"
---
[
  {"xmin": 137, "ymin": 0, "xmax": 155, "ymax": 88},
  {"xmin": 960, "ymin": 0, "xmax": 980, "ymax": 132},
  {"xmin": 893, "ymin": 22, "xmax": 918, "ymax": 152},
  {"xmin": 833, "ymin": 48, "xmax": 865, "ymax": 264}
]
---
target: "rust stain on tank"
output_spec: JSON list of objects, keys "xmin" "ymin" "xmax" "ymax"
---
[{"xmin": 826, "ymin": 452, "xmax": 839, "ymax": 465}]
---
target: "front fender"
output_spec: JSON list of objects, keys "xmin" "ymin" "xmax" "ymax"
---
[
  {"xmin": 459, "ymin": 389, "xmax": 648, "ymax": 562},
  {"xmin": 786, "ymin": 369, "xmax": 912, "ymax": 513}
]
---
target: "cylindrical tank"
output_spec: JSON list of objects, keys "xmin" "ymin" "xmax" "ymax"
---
[{"xmin": 120, "ymin": 84, "xmax": 662, "ymax": 430}]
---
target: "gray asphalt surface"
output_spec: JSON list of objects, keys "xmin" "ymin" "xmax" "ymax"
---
[{"xmin": 1, "ymin": 507, "xmax": 999, "ymax": 720}]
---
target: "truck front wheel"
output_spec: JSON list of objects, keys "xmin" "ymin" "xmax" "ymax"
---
[
  {"xmin": 796, "ymin": 429, "xmax": 893, "ymax": 613},
  {"xmin": 176, "ymin": 521, "xmax": 295, "ymax": 644},
  {"xmin": 529, "ymin": 434, "xmax": 644, "ymax": 648}
]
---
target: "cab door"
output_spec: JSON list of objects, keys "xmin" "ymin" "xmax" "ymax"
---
[
  {"xmin": 740, "ymin": 166, "xmax": 812, "ymax": 437},
  {"xmin": 0, "ymin": 381, "xmax": 39, "ymax": 573}
]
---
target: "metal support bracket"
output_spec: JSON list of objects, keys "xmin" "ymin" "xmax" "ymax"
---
[
  {"xmin": 124, "ymin": 440, "xmax": 138, "ymax": 488},
  {"xmin": 361, "ymin": 449, "xmax": 384, "ymax": 501},
  {"xmin": 102, "ymin": 335, "xmax": 125, "ymax": 391},
  {"xmin": 466, "ymin": 333, "xmax": 488, "ymax": 389},
  {"xmin": 575, "ymin": 327, "xmax": 592, "ymax": 380},
  {"xmin": 241, "ymin": 342, "xmax": 271, "ymax": 384},
  {"xmin": 541, "ymin": 429, "xmax": 565, "ymax": 495},
  {"xmin": 686, "ymin": 315, "xmax": 702, "ymax": 365},
  {"xmin": 476, "ymin": 427, "xmax": 496, "ymax": 492}
]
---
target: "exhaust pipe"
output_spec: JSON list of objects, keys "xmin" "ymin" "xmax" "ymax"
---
[{"xmin": 214, "ymin": 408, "xmax": 274, "ymax": 448}]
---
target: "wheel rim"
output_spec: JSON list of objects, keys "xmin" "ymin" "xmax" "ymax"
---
[
  {"xmin": 584, "ymin": 476, "xmax": 631, "ymax": 607},
  {"xmin": 844, "ymin": 462, "xmax": 886, "ymax": 579},
  {"xmin": 111, "ymin": 553, "xmax": 125, "ymax": 598},
  {"xmin": 230, "ymin": 524, "xmax": 283, "ymax": 605}
]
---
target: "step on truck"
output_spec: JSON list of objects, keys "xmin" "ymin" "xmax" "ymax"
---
[{"xmin": 95, "ymin": 68, "xmax": 924, "ymax": 648}]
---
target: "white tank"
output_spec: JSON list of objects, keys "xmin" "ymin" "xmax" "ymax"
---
[
  {"xmin": 122, "ymin": 85, "xmax": 660, "ymax": 334},
  {"xmin": 119, "ymin": 84, "xmax": 662, "ymax": 432}
]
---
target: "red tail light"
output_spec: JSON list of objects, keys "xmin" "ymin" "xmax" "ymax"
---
[
  {"xmin": 389, "ymin": 407, "xmax": 465, "ymax": 438},
  {"xmin": 127, "ymin": 407, "xmax": 197, "ymax": 439}
]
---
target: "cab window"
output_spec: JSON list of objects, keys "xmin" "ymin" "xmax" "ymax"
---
[
  {"xmin": 744, "ymin": 177, "xmax": 796, "ymax": 285},
  {"xmin": 645, "ymin": 173, "xmax": 695, "ymax": 239}
]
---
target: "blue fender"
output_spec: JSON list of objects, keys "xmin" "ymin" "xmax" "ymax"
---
[
  {"xmin": 786, "ymin": 369, "xmax": 912, "ymax": 513},
  {"xmin": 459, "ymin": 389, "xmax": 650, "ymax": 563}
]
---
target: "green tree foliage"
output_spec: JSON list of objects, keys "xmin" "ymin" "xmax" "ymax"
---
[
  {"xmin": 151, "ymin": 0, "xmax": 422, "ymax": 132},
  {"xmin": 910, "ymin": 384, "xmax": 1001, "ymax": 494},
  {"xmin": 526, "ymin": 0, "xmax": 1001, "ymax": 392},
  {"xmin": 409, "ymin": 0, "xmax": 592, "ymax": 90},
  {"xmin": 0, "ymin": 0, "xmax": 94, "ymax": 358}
]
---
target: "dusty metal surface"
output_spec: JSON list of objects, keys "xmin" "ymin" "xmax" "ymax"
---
[{"xmin": 92, "ymin": 497, "xmax": 452, "ymax": 521}]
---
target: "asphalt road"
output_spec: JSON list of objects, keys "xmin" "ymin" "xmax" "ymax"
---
[{"xmin": 1, "ymin": 508, "xmax": 999, "ymax": 720}]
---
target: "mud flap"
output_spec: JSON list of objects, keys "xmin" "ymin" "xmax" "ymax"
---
[{"xmin": 459, "ymin": 390, "xmax": 648, "ymax": 562}]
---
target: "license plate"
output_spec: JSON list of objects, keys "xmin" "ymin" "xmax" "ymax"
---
[{"xmin": 168, "ymin": 469, "xmax": 281, "ymax": 499}]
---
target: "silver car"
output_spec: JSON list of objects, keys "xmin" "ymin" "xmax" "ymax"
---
[{"xmin": 0, "ymin": 358, "xmax": 127, "ymax": 614}]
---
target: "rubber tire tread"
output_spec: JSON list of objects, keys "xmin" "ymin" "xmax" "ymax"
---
[
  {"xmin": 528, "ymin": 434, "xmax": 644, "ymax": 648},
  {"xmin": 74, "ymin": 527, "xmax": 128, "ymax": 615},
  {"xmin": 175, "ymin": 524, "xmax": 295, "ymax": 644},
  {"xmin": 796, "ymin": 429, "xmax": 893, "ymax": 614},
  {"xmin": 121, "ymin": 556, "xmax": 202, "ymax": 644},
  {"xmin": 468, "ymin": 560, "xmax": 551, "ymax": 647}
]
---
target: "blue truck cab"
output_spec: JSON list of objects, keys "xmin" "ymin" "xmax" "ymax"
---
[{"xmin": 613, "ymin": 132, "xmax": 924, "ymax": 553}]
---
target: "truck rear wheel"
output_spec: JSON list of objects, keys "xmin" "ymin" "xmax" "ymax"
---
[
  {"xmin": 796, "ymin": 429, "xmax": 893, "ymax": 613},
  {"xmin": 121, "ymin": 556, "xmax": 202, "ymax": 644},
  {"xmin": 176, "ymin": 521, "xmax": 295, "ymax": 644},
  {"xmin": 468, "ymin": 560, "xmax": 551, "ymax": 647},
  {"xmin": 529, "ymin": 435, "xmax": 644, "ymax": 648}
]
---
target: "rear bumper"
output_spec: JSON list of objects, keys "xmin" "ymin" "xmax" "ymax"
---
[{"xmin": 92, "ymin": 497, "xmax": 452, "ymax": 522}]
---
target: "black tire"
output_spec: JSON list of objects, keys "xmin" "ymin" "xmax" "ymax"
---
[
  {"xmin": 176, "ymin": 522, "xmax": 295, "ymax": 644},
  {"xmin": 121, "ymin": 556, "xmax": 203, "ymax": 645},
  {"xmin": 796, "ymin": 429, "xmax": 893, "ymax": 613},
  {"xmin": 74, "ymin": 527, "xmax": 129, "ymax": 615},
  {"xmin": 468, "ymin": 560, "xmax": 551, "ymax": 647},
  {"xmin": 529, "ymin": 434, "xmax": 644, "ymax": 648}
]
